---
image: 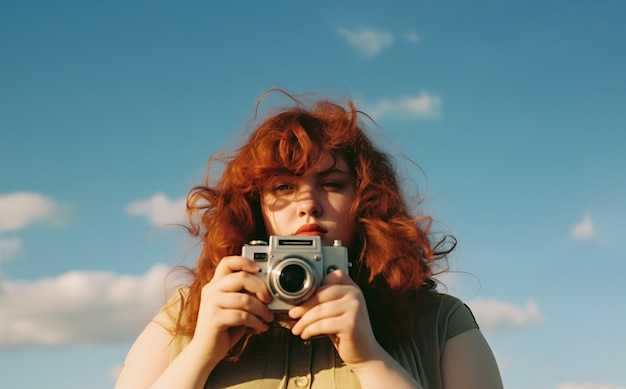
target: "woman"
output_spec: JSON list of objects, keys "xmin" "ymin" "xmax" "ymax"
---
[{"xmin": 115, "ymin": 90, "xmax": 503, "ymax": 389}]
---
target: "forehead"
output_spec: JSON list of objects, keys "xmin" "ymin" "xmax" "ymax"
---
[{"xmin": 306, "ymin": 152, "xmax": 350, "ymax": 174}]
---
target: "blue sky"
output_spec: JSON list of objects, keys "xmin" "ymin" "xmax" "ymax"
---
[{"xmin": 1, "ymin": 1, "xmax": 625, "ymax": 388}]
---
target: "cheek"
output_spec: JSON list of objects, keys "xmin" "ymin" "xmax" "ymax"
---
[
  {"xmin": 343, "ymin": 196, "xmax": 358, "ymax": 243},
  {"xmin": 263, "ymin": 216, "xmax": 275, "ymax": 234},
  {"xmin": 260, "ymin": 203, "xmax": 275, "ymax": 234},
  {"xmin": 261, "ymin": 198, "xmax": 285, "ymax": 235},
  {"xmin": 338, "ymin": 193, "xmax": 356, "ymax": 219}
]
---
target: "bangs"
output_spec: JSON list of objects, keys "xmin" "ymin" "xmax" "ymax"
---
[
  {"xmin": 225, "ymin": 98, "xmax": 361, "ymax": 195},
  {"xmin": 246, "ymin": 110, "xmax": 342, "ymax": 183}
]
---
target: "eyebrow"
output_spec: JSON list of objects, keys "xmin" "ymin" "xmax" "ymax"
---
[{"xmin": 271, "ymin": 165, "xmax": 351, "ymax": 179}]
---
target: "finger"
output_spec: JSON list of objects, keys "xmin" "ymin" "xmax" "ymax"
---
[
  {"xmin": 297, "ymin": 319, "xmax": 341, "ymax": 340},
  {"xmin": 211, "ymin": 271, "xmax": 273, "ymax": 304},
  {"xmin": 217, "ymin": 292, "xmax": 274, "ymax": 324},
  {"xmin": 213, "ymin": 256, "xmax": 261, "ymax": 279},
  {"xmin": 290, "ymin": 301, "xmax": 347, "ymax": 337},
  {"xmin": 214, "ymin": 308, "xmax": 271, "ymax": 334},
  {"xmin": 289, "ymin": 284, "xmax": 355, "ymax": 316}
]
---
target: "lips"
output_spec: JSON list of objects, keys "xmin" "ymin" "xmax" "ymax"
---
[{"xmin": 295, "ymin": 223, "xmax": 327, "ymax": 236}]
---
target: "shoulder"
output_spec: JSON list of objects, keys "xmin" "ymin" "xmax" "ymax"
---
[
  {"xmin": 156, "ymin": 287, "xmax": 194, "ymax": 362},
  {"xmin": 436, "ymin": 293, "xmax": 479, "ymax": 340},
  {"xmin": 115, "ymin": 290, "xmax": 184, "ymax": 387},
  {"xmin": 413, "ymin": 292, "xmax": 479, "ymax": 341},
  {"xmin": 150, "ymin": 287, "xmax": 187, "ymax": 329},
  {"xmin": 386, "ymin": 292, "xmax": 480, "ymax": 387},
  {"xmin": 438, "ymin": 294, "xmax": 477, "ymax": 321}
]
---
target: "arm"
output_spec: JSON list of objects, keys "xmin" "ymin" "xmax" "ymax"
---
[
  {"xmin": 441, "ymin": 329, "xmax": 504, "ymax": 389},
  {"xmin": 114, "ymin": 308, "xmax": 222, "ymax": 389},
  {"xmin": 114, "ymin": 257, "xmax": 274, "ymax": 389},
  {"xmin": 113, "ymin": 318, "xmax": 173, "ymax": 389},
  {"xmin": 345, "ymin": 346, "xmax": 423, "ymax": 389}
]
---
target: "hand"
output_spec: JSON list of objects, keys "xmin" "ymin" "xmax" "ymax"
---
[
  {"xmin": 288, "ymin": 271, "xmax": 420, "ymax": 389},
  {"xmin": 189, "ymin": 256, "xmax": 274, "ymax": 364},
  {"xmin": 288, "ymin": 270, "xmax": 381, "ymax": 367}
]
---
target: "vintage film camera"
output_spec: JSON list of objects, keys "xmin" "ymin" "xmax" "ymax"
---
[{"xmin": 242, "ymin": 235, "xmax": 349, "ymax": 311}]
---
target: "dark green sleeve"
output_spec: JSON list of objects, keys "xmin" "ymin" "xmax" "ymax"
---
[
  {"xmin": 388, "ymin": 293, "xmax": 479, "ymax": 389},
  {"xmin": 439, "ymin": 294, "xmax": 479, "ymax": 341}
]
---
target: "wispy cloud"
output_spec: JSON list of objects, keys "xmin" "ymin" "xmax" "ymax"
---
[
  {"xmin": 125, "ymin": 193, "xmax": 186, "ymax": 226},
  {"xmin": 336, "ymin": 28, "xmax": 394, "ymax": 57},
  {"xmin": 366, "ymin": 91, "xmax": 442, "ymax": 119},
  {"xmin": 571, "ymin": 198, "xmax": 626, "ymax": 255},
  {"xmin": 0, "ymin": 264, "xmax": 175, "ymax": 346},
  {"xmin": 335, "ymin": 28, "xmax": 421, "ymax": 57},
  {"xmin": 404, "ymin": 31, "xmax": 420, "ymax": 43},
  {"xmin": 557, "ymin": 383, "xmax": 626, "ymax": 389},
  {"xmin": 468, "ymin": 299, "xmax": 542, "ymax": 333},
  {"xmin": 571, "ymin": 214, "xmax": 596, "ymax": 240},
  {"xmin": 0, "ymin": 192, "xmax": 71, "ymax": 232}
]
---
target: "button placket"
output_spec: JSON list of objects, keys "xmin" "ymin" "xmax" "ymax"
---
[{"xmin": 288, "ymin": 337, "xmax": 313, "ymax": 389}]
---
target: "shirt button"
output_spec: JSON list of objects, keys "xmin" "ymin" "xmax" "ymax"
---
[{"xmin": 295, "ymin": 376, "xmax": 309, "ymax": 387}]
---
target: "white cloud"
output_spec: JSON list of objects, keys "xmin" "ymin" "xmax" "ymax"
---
[
  {"xmin": 0, "ymin": 192, "xmax": 71, "ymax": 232},
  {"xmin": 0, "ymin": 236, "xmax": 23, "ymax": 262},
  {"xmin": 336, "ymin": 28, "xmax": 394, "ymax": 57},
  {"xmin": 468, "ymin": 299, "xmax": 542, "ymax": 333},
  {"xmin": 125, "ymin": 193, "xmax": 186, "ymax": 226},
  {"xmin": 0, "ymin": 264, "xmax": 177, "ymax": 346},
  {"xmin": 557, "ymin": 383, "xmax": 626, "ymax": 389},
  {"xmin": 367, "ymin": 91, "xmax": 443, "ymax": 119},
  {"xmin": 571, "ymin": 214, "xmax": 596, "ymax": 239},
  {"xmin": 367, "ymin": 91, "xmax": 442, "ymax": 119}
]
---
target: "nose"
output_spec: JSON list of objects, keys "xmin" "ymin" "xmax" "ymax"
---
[{"xmin": 295, "ymin": 187, "xmax": 322, "ymax": 218}]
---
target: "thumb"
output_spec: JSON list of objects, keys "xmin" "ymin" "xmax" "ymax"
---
[{"xmin": 322, "ymin": 269, "xmax": 354, "ymax": 286}]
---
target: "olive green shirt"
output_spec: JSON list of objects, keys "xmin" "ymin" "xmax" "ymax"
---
[{"xmin": 166, "ymin": 292, "xmax": 478, "ymax": 389}]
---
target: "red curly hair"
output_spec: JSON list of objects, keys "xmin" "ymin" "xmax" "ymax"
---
[{"xmin": 177, "ymin": 89, "xmax": 453, "ymax": 347}]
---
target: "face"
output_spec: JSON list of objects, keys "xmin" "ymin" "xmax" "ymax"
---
[{"xmin": 260, "ymin": 154, "xmax": 356, "ymax": 248}]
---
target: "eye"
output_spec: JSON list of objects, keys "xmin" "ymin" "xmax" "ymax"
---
[
  {"xmin": 321, "ymin": 180, "xmax": 349, "ymax": 192},
  {"xmin": 322, "ymin": 181, "xmax": 341, "ymax": 190},
  {"xmin": 272, "ymin": 183, "xmax": 294, "ymax": 193}
]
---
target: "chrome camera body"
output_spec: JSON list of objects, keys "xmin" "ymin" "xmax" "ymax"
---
[{"xmin": 242, "ymin": 235, "xmax": 349, "ymax": 311}]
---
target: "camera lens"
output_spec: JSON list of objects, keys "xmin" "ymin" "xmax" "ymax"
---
[
  {"xmin": 279, "ymin": 264, "xmax": 307, "ymax": 293},
  {"xmin": 269, "ymin": 257, "xmax": 317, "ymax": 304}
]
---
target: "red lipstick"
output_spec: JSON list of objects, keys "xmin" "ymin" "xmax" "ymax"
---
[{"xmin": 295, "ymin": 223, "xmax": 327, "ymax": 236}]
